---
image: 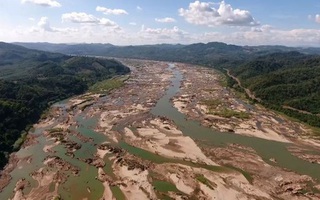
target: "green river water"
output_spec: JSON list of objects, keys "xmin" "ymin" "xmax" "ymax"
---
[
  {"xmin": 150, "ymin": 64, "xmax": 320, "ymax": 180},
  {"xmin": 1, "ymin": 63, "xmax": 320, "ymax": 200}
]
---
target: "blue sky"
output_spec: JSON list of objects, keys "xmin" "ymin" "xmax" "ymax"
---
[{"xmin": 1, "ymin": 0, "xmax": 320, "ymax": 46}]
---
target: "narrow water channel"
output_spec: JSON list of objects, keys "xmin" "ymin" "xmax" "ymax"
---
[
  {"xmin": 1, "ymin": 99, "xmax": 123, "ymax": 199},
  {"xmin": 151, "ymin": 64, "xmax": 320, "ymax": 181},
  {"xmin": 2, "ymin": 63, "xmax": 320, "ymax": 200}
]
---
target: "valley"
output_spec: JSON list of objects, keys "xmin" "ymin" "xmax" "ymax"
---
[
  {"xmin": 2, "ymin": 0, "xmax": 320, "ymax": 199},
  {"xmin": 1, "ymin": 59, "xmax": 320, "ymax": 200}
]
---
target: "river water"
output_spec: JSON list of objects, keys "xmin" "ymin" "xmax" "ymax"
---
[
  {"xmin": 1, "ymin": 63, "xmax": 320, "ymax": 199},
  {"xmin": 151, "ymin": 64, "xmax": 320, "ymax": 181}
]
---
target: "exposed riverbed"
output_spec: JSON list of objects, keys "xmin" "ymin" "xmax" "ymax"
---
[
  {"xmin": 1, "ymin": 60, "xmax": 320, "ymax": 199},
  {"xmin": 153, "ymin": 64, "xmax": 320, "ymax": 181}
]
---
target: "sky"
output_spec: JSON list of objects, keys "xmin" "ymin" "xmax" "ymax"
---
[{"xmin": 1, "ymin": 0, "xmax": 320, "ymax": 46}]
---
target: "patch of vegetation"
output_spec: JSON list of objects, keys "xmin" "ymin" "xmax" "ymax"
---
[
  {"xmin": 202, "ymin": 99, "xmax": 250, "ymax": 120},
  {"xmin": 213, "ymin": 108, "xmax": 250, "ymax": 119},
  {"xmin": 217, "ymin": 73, "xmax": 228, "ymax": 88},
  {"xmin": 202, "ymin": 99, "xmax": 223, "ymax": 109},
  {"xmin": 89, "ymin": 76, "xmax": 129, "ymax": 94},
  {"xmin": 195, "ymin": 174, "xmax": 215, "ymax": 190}
]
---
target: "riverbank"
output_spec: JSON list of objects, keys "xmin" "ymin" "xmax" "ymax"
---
[
  {"xmin": 1, "ymin": 59, "xmax": 320, "ymax": 199},
  {"xmin": 172, "ymin": 64, "xmax": 307, "ymax": 143},
  {"xmin": 171, "ymin": 63, "xmax": 320, "ymax": 198}
]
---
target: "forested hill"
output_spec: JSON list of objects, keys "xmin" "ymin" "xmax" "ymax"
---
[
  {"xmin": 229, "ymin": 51, "xmax": 320, "ymax": 127},
  {"xmin": 0, "ymin": 42, "xmax": 130, "ymax": 168},
  {"xmin": 15, "ymin": 42, "xmax": 320, "ymax": 67},
  {"xmin": 15, "ymin": 42, "xmax": 251, "ymax": 68}
]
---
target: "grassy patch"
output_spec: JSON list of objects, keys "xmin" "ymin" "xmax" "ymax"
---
[
  {"xmin": 195, "ymin": 174, "xmax": 215, "ymax": 190},
  {"xmin": 89, "ymin": 76, "xmax": 129, "ymax": 94},
  {"xmin": 218, "ymin": 74, "xmax": 228, "ymax": 87},
  {"xmin": 214, "ymin": 108, "xmax": 250, "ymax": 119},
  {"xmin": 202, "ymin": 99, "xmax": 223, "ymax": 109}
]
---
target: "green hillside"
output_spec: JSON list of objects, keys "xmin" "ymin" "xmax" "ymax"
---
[
  {"xmin": 230, "ymin": 52, "xmax": 320, "ymax": 127},
  {"xmin": 0, "ymin": 42, "xmax": 130, "ymax": 168}
]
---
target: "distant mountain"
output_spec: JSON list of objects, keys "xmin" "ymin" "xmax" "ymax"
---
[
  {"xmin": 14, "ymin": 42, "xmax": 115, "ymax": 55},
  {"xmin": 0, "ymin": 42, "xmax": 130, "ymax": 168},
  {"xmin": 15, "ymin": 42, "xmax": 320, "ymax": 70},
  {"xmin": 0, "ymin": 42, "xmax": 71, "ymax": 79}
]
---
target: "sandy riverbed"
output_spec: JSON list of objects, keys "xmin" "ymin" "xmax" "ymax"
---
[{"xmin": 2, "ymin": 59, "xmax": 320, "ymax": 200}]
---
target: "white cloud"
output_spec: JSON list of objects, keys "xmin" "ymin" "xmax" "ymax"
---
[
  {"xmin": 62, "ymin": 12, "xmax": 99, "ymax": 23},
  {"xmin": 315, "ymin": 14, "xmax": 320, "ymax": 23},
  {"xmin": 155, "ymin": 17, "xmax": 176, "ymax": 23},
  {"xmin": 137, "ymin": 6, "xmax": 142, "ymax": 11},
  {"xmin": 143, "ymin": 26, "xmax": 183, "ymax": 35},
  {"xmin": 37, "ymin": 17, "xmax": 53, "ymax": 31},
  {"xmin": 139, "ymin": 26, "xmax": 189, "ymax": 42},
  {"xmin": 28, "ymin": 17, "xmax": 35, "ymax": 21},
  {"xmin": 179, "ymin": 1, "xmax": 259, "ymax": 27},
  {"xmin": 21, "ymin": 0, "xmax": 61, "ymax": 7},
  {"xmin": 251, "ymin": 24, "xmax": 272, "ymax": 32},
  {"xmin": 129, "ymin": 22, "xmax": 137, "ymax": 26},
  {"xmin": 99, "ymin": 18, "xmax": 117, "ymax": 27},
  {"xmin": 61, "ymin": 12, "xmax": 119, "ymax": 29},
  {"xmin": 30, "ymin": 17, "xmax": 78, "ymax": 34},
  {"xmin": 96, "ymin": 6, "xmax": 128, "ymax": 15}
]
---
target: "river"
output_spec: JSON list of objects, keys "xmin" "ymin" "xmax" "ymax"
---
[
  {"xmin": 151, "ymin": 64, "xmax": 320, "ymax": 181},
  {"xmin": 1, "ymin": 63, "xmax": 320, "ymax": 199}
]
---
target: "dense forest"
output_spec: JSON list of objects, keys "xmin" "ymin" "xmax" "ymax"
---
[
  {"xmin": 229, "ymin": 51, "xmax": 320, "ymax": 127},
  {"xmin": 0, "ymin": 42, "xmax": 130, "ymax": 169}
]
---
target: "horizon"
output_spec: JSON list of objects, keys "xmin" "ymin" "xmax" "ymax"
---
[
  {"xmin": 9, "ymin": 41, "xmax": 320, "ymax": 49},
  {"xmin": 1, "ymin": 0, "xmax": 320, "ymax": 47}
]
